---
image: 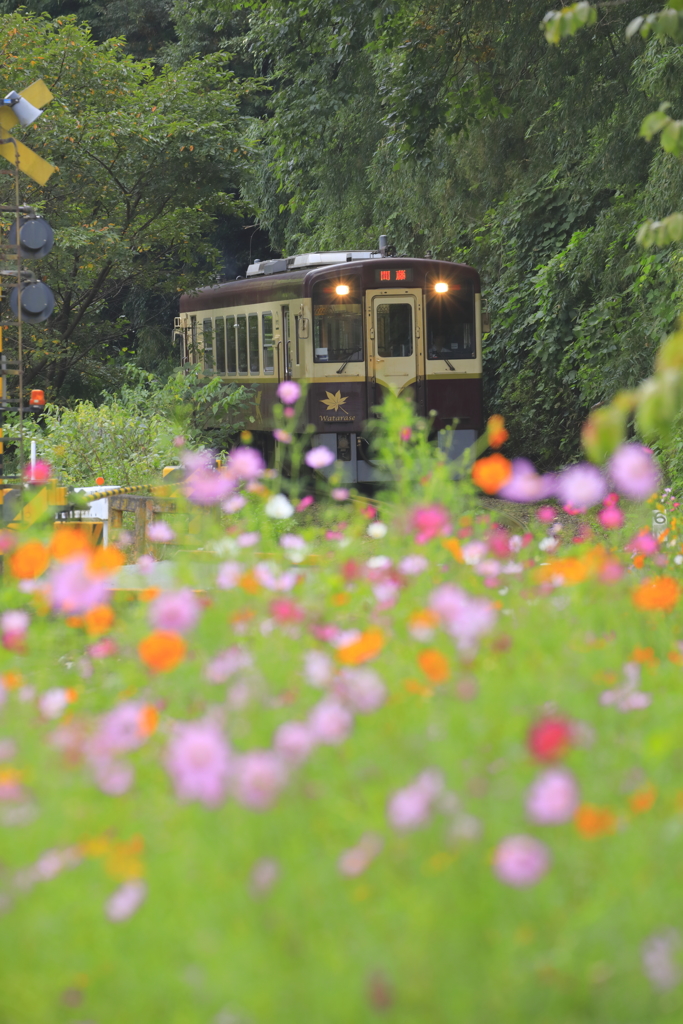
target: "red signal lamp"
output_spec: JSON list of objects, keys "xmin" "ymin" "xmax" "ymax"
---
[{"xmin": 29, "ymin": 389, "xmax": 45, "ymax": 408}]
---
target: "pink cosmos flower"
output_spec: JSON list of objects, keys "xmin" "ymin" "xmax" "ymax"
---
[
  {"xmin": 165, "ymin": 721, "xmax": 232, "ymax": 806},
  {"xmin": 331, "ymin": 488, "xmax": 350, "ymax": 501},
  {"xmin": 274, "ymin": 429, "xmax": 292, "ymax": 444},
  {"xmin": 277, "ymin": 380, "xmax": 301, "ymax": 406},
  {"xmin": 223, "ymin": 494, "xmax": 247, "ymax": 514},
  {"xmin": 38, "ymin": 688, "xmax": 75, "ymax": 720},
  {"xmin": 232, "ymin": 750, "xmax": 288, "ymax": 809},
  {"xmin": 227, "ymin": 446, "xmax": 265, "ymax": 481},
  {"xmin": 493, "ymin": 835, "xmax": 550, "ymax": 887},
  {"xmin": 93, "ymin": 759, "xmax": 134, "ymax": 796},
  {"xmin": 273, "ymin": 721, "xmax": 315, "ymax": 765},
  {"xmin": 609, "ymin": 444, "xmax": 660, "ymax": 501},
  {"xmin": 149, "ymin": 588, "xmax": 201, "ymax": 634},
  {"xmin": 598, "ymin": 504, "xmax": 624, "ymax": 529},
  {"xmin": 398, "ymin": 554, "xmax": 428, "ymax": 575},
  {"xmin": 184, "ymin": 467, "xmax": 235, "ymax": 505},
  {"xmin": 89, "ymin": 638, "xmax": 117, "ymax": 659},
  {"xmin": 537, "ymin": 506, "xmax": 556, "ymax": 523},
  {"xmin": 336, "ymin": 668, "xmax": 387, "ymax": 713},
  {"xmin": 429, "ymin": 584, "xmax": 497, "ymax": 654},
  {"xmin": 387, "ymin": 772, "xmax": 443, "ymax": 832},
  {"xmin": 308, "ymin": 699, "xmax": 353, "ymax": 745},
  {"xmin": 1, "ymin": 609, "xmax": 29, "ymax": 650},
  {"xmin": 24, "ymin": 459, "xmax": 51, "ymax": 484},
  {"xmin": 47, "ymin": 558, "xmax": 109, "ymax": 614},
  {"xmin": 217, "ymin": 561, "xmax": 242, "ymax": 589},
  {"xmin": 303, "ymin": 650, "xmax": 334, "ymax": 688},
  {"xmin": 106, "ymin": 880, "xmax": 147, "ymax": 922},
  {"xmin": 555, "ymin": 464, "xmax": 607, "ymax": 513},
  {"xmin": 498, "ymin": 459, "xmax": 555, "ymax": 502},
  {"xmin": 410, "ymin": 505, "xmax": 450, "ymax": 544},
  {"xmin": 90, "ymin": 703, "xmax": 149, "ymax": 758},
  {"xmin": 304, "ymin": 446, "xmax": 336, "ymax": 469},
  {"xmin": 462, "ymin": 541, "xmax": 488, "ymax": 565},
  {"xmin": 251, "ymin": 857, "xmax": 280, "ymax": 895},
  {"xmin": 296, "ymin": 495, "xmax": 314, "ymax": 511},
  {"xmin": 237, "ymin": 532, "xmax": 260, "ymax": 548},
  {"xmin": 338, "ymin": 834, "xmax": 383, "ymax": 877},
  {"xmin": 628, "ymin": 531, "xmax": 658, "ymax": 556},
  {"xmin": 526, "ymin": 768, "xmax": 579, "ymax": 825},
  {"xmin": 205, "ymin": 646, "xmax": 252, "ymax": 684},
  {"xmin": 146, "ymin": 521, "xmax": 175, "ymax": 543}
]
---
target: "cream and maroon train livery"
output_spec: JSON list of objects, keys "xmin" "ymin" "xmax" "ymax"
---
[{"xmin": 176, "ymin": 245, "xmax": 485, "ymax": 483}]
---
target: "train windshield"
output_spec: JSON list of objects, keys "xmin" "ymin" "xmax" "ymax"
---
[
  {"xmin": 427, "ymin": 282, "xmax": 476, "ymax": 360},
  {"xmin": 313, "ymin": 277, "xmax": 363, "ymax": 363}
]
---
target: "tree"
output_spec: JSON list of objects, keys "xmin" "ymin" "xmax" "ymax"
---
[{"xmin": 0, "ymin": 11, "xmax": 251, "ymax": 399}]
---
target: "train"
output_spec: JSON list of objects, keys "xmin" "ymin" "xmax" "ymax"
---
[{"xmin": 176, "ymin": 239, "xmax": 486, "ymax": 484}]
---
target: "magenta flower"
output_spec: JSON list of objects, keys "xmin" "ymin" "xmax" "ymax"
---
[
  {"xmin": 183, "ymin": 460, "xmax": 235, "ymax": 505},
  {"xmin": 493, "ymin": 835, "xmax": 550, "ymax": 887},
  {"xmin": 232, "ymin": 750, "xmax": 288, "ymax": 809},
  {"xmin": 89, "ymin": 638, "xmax": 117, "ymax": 659},
  {"xmin": 106, "ymin": 880, "xmax": 147, "ymax": 922},
  {"xmin": 90, "ymin": 703, "xmax": 148, "ymax": 757},
  {"xmin": 146, "ymin": 521, "xmax": 175, "ymax": 543},
  {"xmin": 598, "ymin": 504, "xmax": 624, "ymax": 529},
  {"xmin": 216, "ymin": 561, "xmax": 242, "ymax": 589},
  {"xmin": 537, "ymin": 506, "xmax": 556, "ymax": 523},
  {"xmin": 526, "ymin": 768, "xmax": 579, "ymax": 825},
  {"xmin": 277, "ymin": 380, "xmax": 301, "ymax": 406},
  {"xmin": 609, "ymin": 444, "xmax": 660, "ymax": 501},
  {"xmin": 48, "ymin": 558, "xmax": 109, "ymax": 614},
  {"xmin": 227, "ymin": 446, "xmax": 265, "ymax": 481},
  {"xmin": 429, "ymin": 584, "xmax": 497, "ymax": 653},
  {"xmin": 223, "ymin": 494, "xmax": 247, "ymax": 513},
  {"xmin": 307, "ymin": 699, "xmax": 353, "ymax": 745},
  {"xmin": 336, "ymin": 668, "xmax": 387, "ymax": 713},
  {"xmin": 1, "ymin": 609, "xmax": 29, "ymax": 649},
  {"xmin": 498, "ymin": 459, "xmax": 555, "ymax": 502},
  {"xmin": 628, "ymin": 531, "xmax": 658, "ymax": 556},
  {"xmin": 304, "ymin": 446, "xmax": 336, "ymax": 469},
  {"xmin": 410, "ymin": 505, "xmax": 450, "ymax": 544},
  {"xmin": 273, "ymin": 721, "xmax": 315, "ymax": 764},
  {"xmin": 149, "ymin": 588, "xmax": 201, "ymax": 634},
  {"xmin": 296, "ymin": 495, "xmax": 314, "ymax": 511},
  {"xmin": 24, "ymin": 459, "xmax": 51, "ymax": 484},
  {"xmin": 205, "ymin": 646, "xmax": 252, "ymax": 684},
  {"xmin": 165, "ymin": 721, "xmax": 232, "ymax": 807},
  {"xmin": 555, "ymin": 463, "xmax": 607, "ymax": 513}
]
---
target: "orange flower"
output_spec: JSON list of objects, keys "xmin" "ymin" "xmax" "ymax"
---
[
  {"xmin": 331, "ymin": 592, "xmax": 350, "ymax": 607},
  {"xmin": 337, "ymin": 628, "xmax": 385, "ymax": 665},
  {"xmin": 633, "ymin": 576, "xmax": 680, "ymax": 612},
  {"xmin": 629, "ymin": 784, "xmax": 657, "ymax": 814},
  {"xmin": 138, "ymin": 587, "xmax": 160, "ymax": 603},
  {"xmin": 1, "ymin": 672, "xmax": 23, "ymax": 690},
  {"xmin": 441, "ymin": 538, "xmax": 464, "ymax": 562},
  {"xmin": 404, "ymin": 678, "xmax": 433, "ymax": 697},
  {"xmin": 574, "ymin": 804, "xmax": 617, "ymax": 838},
  {"xmin": 669, "ymin": 649, "xmax": 683, "ymax": 666},
  {"xmin": 471, "ymin": 454, "xmax": 512, "ymax": 495},
  {"xmin": 50, "ymin": 526, "xmax": 92, "ymax": 561},
  {"xmin": 408, "ymin": 609, "xmax": 439, "ymax": 641},
  {"xmin": 139, "ymin": 705, "xmax": 159, "ymax": 737},
  {"xmin": 89, "ymin": 546, "xmax": 125, "ymax": 576},
  {"xmin": 536, "ymin": 557, "xmax": 589, "ymax": 586},
  {"xmin": 418, "ymin": 648, "xmax": 450, "ymax": 684},
  {"xmin": 487, "ymin": 414, "xmax": 509, "ymax": 449},
  {"xmin": 138, "ymin": 631, "xmax": 186, "ymax": 673},
  {"xmin": 631, "ymin": 646, "xmax": 656, "ymax": 665},
  {"xmin": 84, "ymin": 604, "xmax": 115, "ymax": 637},
  {"xmin": 239, "ymin": 571, "xmax": 260, "ymax": 595},
  {"xmin": 9, "ymin": 540, "xmax": 50, "ymax": 579}
]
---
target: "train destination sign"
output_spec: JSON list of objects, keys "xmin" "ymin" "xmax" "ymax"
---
[{"xmin": 374, "ymin": 268, "xmax": 414, "ymax": 284}]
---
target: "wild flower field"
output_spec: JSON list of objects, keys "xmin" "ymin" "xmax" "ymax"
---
[{"xmin": 1, "ymin": 392, "xmax": 682, "ymax": 1024}]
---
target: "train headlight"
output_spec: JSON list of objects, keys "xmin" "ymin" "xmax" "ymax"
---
[
  {"xmin": 434, "ymin": 281, "xmax": 449, "ymax": 294},
  {"xmin": 335, "ymin": 284, "xmax": 350, "ymax": 296}
]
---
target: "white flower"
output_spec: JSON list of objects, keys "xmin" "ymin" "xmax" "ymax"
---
[
  {"xmin": 539, "ymin": 536, "xmax": 559, "ymax": 552},
  {"xmin": 675, "ymin": 555, "xmax": 683, "ymax": 566},
  {"xmin": 305, "ymin": 446, "xmax": 336, "ymax": 469},
  {"xmin": 265, "ymin": 494, "xmax": 295, "ymax": 519},
  {"xmin": 367, "ymin": 522, "xmax": 388, "ymax": 539}
]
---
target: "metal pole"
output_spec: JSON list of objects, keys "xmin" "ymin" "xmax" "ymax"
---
[{"xmin": 13, "ymin": 154, "xmax": 23, "ymax": 477}]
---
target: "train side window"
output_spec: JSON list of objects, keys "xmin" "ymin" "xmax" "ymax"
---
[
  {"xmin": 215, "ymin": 317, "xmax": 226, "ymax": 374},
  {"xmin": 377, "ymin": 304, "xmax": 413, "ymax": 357},
  {"xmin": 226, "ymin": 316, "xmax": 236, "ymax": 374},
  {"xmin": 202, "ymin": 318, "xmax": 214, "ymax": 371},
  {"xmin": 427, "ymin": 282, "xmax": 476, "ymax": 361},
  {"xmin": 190, "ymin": 316, "xmax": 197, "ymax": 363},
  {"xmin": 236, "ymin": 315, "xmax": 248, "ymax": 374},
  {"xmin": 262, "ymin": 313, "xmax": 274, "ymax": 375},
  {"xmin": 248, "ymin": 313, "xmax": 260, "ymax": 374},
  {"xmin": 312, "ymin": 277, "xmax": 363, "ymax": 363}
]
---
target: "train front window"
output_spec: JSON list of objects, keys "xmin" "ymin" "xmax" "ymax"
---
[
  {"xmin": 226, "ymin": 316, "xmax": 236, "ymax": 374},
  {"xmin": 236, "ymin": 315, "xmax": 248, "ymax": 374},
  {"xmin": 202, "ymin": 318, "xmax": 214, "ymax": 371},
  {"xmin": 215, "ymin": 317, "xmax": 226, "ymax": 374},
  {"xmin": 377, "ymin": 304, "xmax": 413, "ymax": 358},
  {"xmin": 427, "ymin": 282, "xmax": 476, "ymax": 361},
  {"xmin": 313, "ymin": 277, "xmax": 363, "ymax": 364}
]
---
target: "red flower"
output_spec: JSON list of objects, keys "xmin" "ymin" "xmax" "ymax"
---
[{"xmin": 527, "ymin": 716, "xmax": 572, "ymax": 762}]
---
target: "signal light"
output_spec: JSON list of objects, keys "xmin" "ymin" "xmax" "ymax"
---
[
  {"xmin": 8, "ymin": 217, "xmax": 54, "ymax": 260},
  {"xmin": 9, "ymin": 281, "xmax": 55, "ymax": 323},
  {"xmin": 29, "ymin": 389, "xmax": 45, "ymax": 408},
  {"xmin": 434, "ymin": 282, "xmax": 449, "ymax": 294},
  {"xmin": 335, "ymin": 284, "xmax": 350, "ymax": 296}
]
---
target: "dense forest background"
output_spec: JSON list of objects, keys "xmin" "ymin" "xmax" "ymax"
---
[{"xmin": 1, "ymin": 0, "xmax": 682, "ymax": 468}]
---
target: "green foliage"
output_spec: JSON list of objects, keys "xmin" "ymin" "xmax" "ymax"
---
[
  {"xmin": 0, "ymin": 11, "xmax": 250, "ymax": 399},
  {"xmin": 542, "ymin": 2, "xmax": 597, "ymax": 45}
]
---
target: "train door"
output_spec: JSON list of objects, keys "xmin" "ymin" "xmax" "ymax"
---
[{"xmin": 366, "ymin": 289, "xmax": 423, "ymax": 401}]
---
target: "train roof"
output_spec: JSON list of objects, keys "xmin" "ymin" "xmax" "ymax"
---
[{"xmin": 179, "ymin": 255, "xmax": 480, "ymax": 314}]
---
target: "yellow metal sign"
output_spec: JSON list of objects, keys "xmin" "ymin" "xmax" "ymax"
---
[{"xmin": 0, "ymin": 79, "xmax": 57, "ymax": 185}]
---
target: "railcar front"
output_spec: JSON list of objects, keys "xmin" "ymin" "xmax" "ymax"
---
[{"xmin": 176, "ymin": 250, "xmax": 484, "ymax": 483}]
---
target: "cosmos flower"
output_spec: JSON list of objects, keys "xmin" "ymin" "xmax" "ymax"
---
[
  {"xmin": 555, "ymin": 463, "xmax": 607, "ymax": 513},
  {"xmin": 307, "ymin": 699, "xmax": 353, "ymax": 745},
  {"xmin": 204, "ymin": 646, "xmax": 252, "ymax": 684},
  {"xmin": 149, "ymin": 589, "xmax": 201, "ymax": 634},
  {"xmin": 609, "ymin": 444, "xmax": 660, "ymax": 501},
  {"xmin": 216, "ymin": 561, "xmax": 242, "ymax": 589},
  {"xmin": 1, "ymin": 610, "xmax": 29, "ymax": 650},
  {"xmin": 498, "ymin": 459, "xmax": 555, "ymax": 502},
  {"xmin": 273, "ymin": 721, "xmax": 315, "ymax": 765},
  {"xmin": 526, "ymin": 768, "xmax": 579, "ymax": 825},
  {"xmin": 165, "ymin": 721, "xmax": 232, "ymax": 807},
  {"xmin": 335, "ymin": 668, "xmax": 387, "ymax": 713},
  {"xmin": 410, "ymin": 505, "xmax": 450, "ymax": 544},
  {"xmin": 227, "ymin": 446, "xmax": 265, "ymax": 481},
  {"xmin": 146, "ymin": 521, "xmax": 175, "ymax": 543},
  {"xmin": 305, "ymin": 446, "xmax": 336, "ymax": 469},
  {"xmin": 106, "ymin": 880, "xmax": 147, "ymax": 922},
  {"xmin": 232, "ymin": 750, "xmax": 288, "ymax": 810},
  {"xmin": 265, "ymin": 494, "xmax": 295, "ymax": 519},
  {"xmin": 338, "ymin": 834, "xmax": 383, "ymax": 877},
  {"xmin": 183, "ymin": 468, "xmax": 235, "ymax": 505},
  {"xmin": 387, "ymin": 770, "xmax": 444, "ymax": 832},
  {"xmin": 277, "ymin": 381, "xmax": 301, "ymax": 405},
  {"xmin": 493, "ymin": 835, "xmax": 550, "ymax": 887},
  {"xmin": 429, "ymin": 584, "xmax": 497, "ymax": 653},
  {"xmin": 527, "ymin": 716, "xmax": 573, "ymax": 762}
]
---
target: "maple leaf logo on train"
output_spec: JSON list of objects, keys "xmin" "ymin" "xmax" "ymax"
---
[{"xmin": 320, "ymin": 391, "xmax": 348, "ymax": 412}]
